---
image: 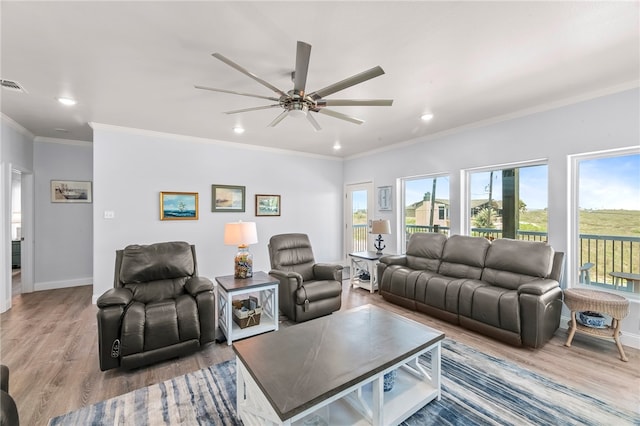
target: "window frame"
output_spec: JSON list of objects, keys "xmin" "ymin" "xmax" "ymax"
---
[{"xmin": 568, "ymin": 146, "xmax": 640, "ymax": 291}]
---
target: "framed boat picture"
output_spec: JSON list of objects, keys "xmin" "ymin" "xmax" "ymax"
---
[
  {"xmin": 160, "ymin": 191, "xmax": 199, "ymax": 220},
  {"xmin": 51, "ymin": 180, "xmax": 92, "ymax": 203}
]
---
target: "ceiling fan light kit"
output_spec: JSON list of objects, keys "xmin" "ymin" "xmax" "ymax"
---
[{"xmin": 196, "ymin": 41, "xmax": 393, "ymax": 131}]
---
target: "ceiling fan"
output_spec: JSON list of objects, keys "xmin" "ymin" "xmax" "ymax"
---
[{"xmin": 195, "ymin": 41, "xmax": 393, "ymax": 131}]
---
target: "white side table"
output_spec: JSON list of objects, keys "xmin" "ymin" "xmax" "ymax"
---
[
  {"xmin": 349, "ymin": 251, "xmax": 386, "ymax": 293},
  {"xmin": 215, "ymin": 271, "xmax": 279, "ymax": 346}
]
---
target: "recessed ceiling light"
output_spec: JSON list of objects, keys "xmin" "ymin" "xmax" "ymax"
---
[
  {"xmin": 421, "ymin": 113, "xmax": 434, "ymax": 121},
  {"xmin": 233, "ymin": 126, "xmax": 245, "ymax": 134},
  {"xmin": 57, "ymin": 97, "xmax": 77, "ymax": 106},
  {"xmin": 333, "ymin": 141, "xmax": 341, "ymax": 150}
]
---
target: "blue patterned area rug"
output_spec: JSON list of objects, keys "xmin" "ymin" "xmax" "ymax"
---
[{"xmin": 49, "ymin": 339, "xmax": 638, "ymax": 426}]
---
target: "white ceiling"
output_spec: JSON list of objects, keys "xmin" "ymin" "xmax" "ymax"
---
[{"xmin": 1, "ymin": 1, "xmax": 638, "ymax": 157}]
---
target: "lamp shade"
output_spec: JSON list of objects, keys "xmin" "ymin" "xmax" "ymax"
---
[
  {"xmin": 371, "ymin": 219, "xmax": 391, "ymax": 235},
  {"xmin": 224, "ymin": 221, "xmax": 258, "ymax": 247}
]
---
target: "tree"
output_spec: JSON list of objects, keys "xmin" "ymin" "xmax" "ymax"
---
[
  {"xmin": 519, "ymin": 199, "xmax": 527, "ymax": 213},
  {"xmin": 473, "ymin": 207, "xmax": 496, "ymax": 228}
]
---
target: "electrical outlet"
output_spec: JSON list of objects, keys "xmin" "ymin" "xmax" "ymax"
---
[{"xmin": 104, "ymin": 210, "xmax": 115, "ymax": 219}]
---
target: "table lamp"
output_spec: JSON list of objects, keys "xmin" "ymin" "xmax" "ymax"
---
[
  {"xmin": 371, "ymin": 219, "xmax": 391, "ymax": 255},
  {"xmin": 224, "ymin": 221, "xmax": 258, "ymax": 278}
]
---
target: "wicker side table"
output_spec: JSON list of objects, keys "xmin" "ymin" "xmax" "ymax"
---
[{"xmin": 564, "ymin": 288, "xmax": 630, "ymax": 362}]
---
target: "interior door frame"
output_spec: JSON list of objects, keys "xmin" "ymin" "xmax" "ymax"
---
[{"xmin": 344, "ymin": 181, "xmax": 374, "ymax": 261}]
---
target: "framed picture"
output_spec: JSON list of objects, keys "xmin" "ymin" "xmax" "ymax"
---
[
  {"xmin": 160, "ymin": 191, "xmax": 198, "ymax": 220},
  {"xmin": 51, "ymin": 180, "xmax": 92, "ymax": 203},
  {"xmin": 212, "ymin": 184, "xmax": 245, "ymax": 212},
  {"xmin": 255, "ymin": 194, "xmax": 281, "ymax": 216},
  {"xmin": 378, "ymin": 186, "xmax": 392, "ymax": 211}
]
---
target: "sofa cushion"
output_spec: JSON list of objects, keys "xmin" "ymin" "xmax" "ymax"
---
[
  {"xmin": 485, "ymin": 239, "xmax": 553, "ymax": 277},
  {"xmin": 406, "ymin": 233, "xmax": 446, "ymax": 271},
  {"xmin": 120, "ymin": 241, "xmax": 194, "ymax": 284},
  {"xmin": 414, "ymin": 275, "xmax": 463, "ymax": 314},
  {"xmin": 439, "ymin": 235, "xmax": 490, "ymax": 279},
  {"xmin": 459, "ymin": 283, "xmax": 521, "ymax": 334}
]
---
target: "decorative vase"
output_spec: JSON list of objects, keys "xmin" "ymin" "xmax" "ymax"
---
[
  {"xmin": 383, "ymin": 370, "xmax": 397, "ymax": 392},
  {"xmin": 234, "ymin": 246, "xmax": 253, "ymax": 279}
]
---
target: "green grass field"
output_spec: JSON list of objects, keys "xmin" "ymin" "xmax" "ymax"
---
[{"xmin": 520, "ymin": 209, "xmax": 640, "ymax": 237}]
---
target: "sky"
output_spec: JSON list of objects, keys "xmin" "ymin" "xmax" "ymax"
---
[{"xmin": 356, "ymin": 153, "xmax": 640, "ymax": 212}]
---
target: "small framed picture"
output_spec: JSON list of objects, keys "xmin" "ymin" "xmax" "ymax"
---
[
  {"xmin": 378, "ymin": 186, "xmax": 392, "ymax": 211},
  {"xmin": 160, "ymin": 192, "xmax": 198, "ymax": 220},
  {"xmin": 255, "ymin": 194, "xmax": 281, "ymax": 216},
  {"xmin": 51, "ymin": 180, "xmax": 92, "ymax": 203},
  {"xmin": 212, "ymin": 184, "xmax": 246, "ymax": 212}
]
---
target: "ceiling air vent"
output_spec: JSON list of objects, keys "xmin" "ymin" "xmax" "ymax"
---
[{"xmin": 1, "ymin": 79, "xmax": 27, "ymax": 93}]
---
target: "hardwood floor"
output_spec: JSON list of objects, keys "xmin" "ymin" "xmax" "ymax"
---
[{"xmin": 1, "ymin": 282, "xmax": 639, "ymax": 425}]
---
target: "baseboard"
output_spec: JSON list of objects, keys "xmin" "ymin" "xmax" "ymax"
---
[
  {"xmin": 559, "ymin": 314, "xmax": 640, "ymax": 350},
  {"xmin": 34, "ymin": 277, "xmax": 93, "ymax": 292}
]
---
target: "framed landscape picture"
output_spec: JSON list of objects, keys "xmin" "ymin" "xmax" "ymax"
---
[
  {"xmin": 212, "ymin": 185, "xmax": 245, "ymax": 212},
  {"xmin": 160, "ymin": 192, "xmax": 198, "ymax": 220},
  {"xmin": 51, "ymin": 180, "xmax": 92, "ymax": 203},
  {"xmin": 255, "ymin": 194, "xmax": 281, "ymax": 216}
]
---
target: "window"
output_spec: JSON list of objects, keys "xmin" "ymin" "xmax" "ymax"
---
[
  {"xmin": 401, "ymin": 175, "xmax": 450, "ymax": 251},
  {"xmin": 574, "ymin": 150, "xmax": 640, "ymax": 293},
  {"xmin": 467, "ymin": 163, "xmax": 548, "ymax": 241}
]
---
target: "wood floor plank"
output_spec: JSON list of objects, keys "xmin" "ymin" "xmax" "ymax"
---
[{"xmin": 1, "ymin": 282, "xmax": 638, "ymax": 425}]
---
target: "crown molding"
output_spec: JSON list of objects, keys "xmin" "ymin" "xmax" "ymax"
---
[
  {"xmin": 1, "ymin": 114, "xmax": 34, "ymax": 140},
  {"xmin": 34, "ymin": 136, "xmax": 92, "ymax": 147}
]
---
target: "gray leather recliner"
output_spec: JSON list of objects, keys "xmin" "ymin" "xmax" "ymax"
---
[
  {"xmin": 96, "ymin": 241, "xmax": 216, "ymax": 371},
  {"xmin": 0, "ymin": 365, "xmax": 19, "ymax": 426},
  {"xmin": 268, "ymin": 233, "xmax": 343, "ymax": 322}
]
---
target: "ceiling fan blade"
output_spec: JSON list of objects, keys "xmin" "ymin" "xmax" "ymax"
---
[
  {"xmin": 317, "ymin": 108, "xmax": 364, "ymax": 125},
  {"xmin": 317, "ymin": 99, "xmax": 394, "ymax": 107},
  {"xmin": 212, "ymin": 53, "xmax": 288, "ymax": 97},
  {"xmin": 294, "ymin": 41, "xmax": 312, "ymax": 94},
  {"xmin": 268, "ymin": 110, "xmax": 289, "ymax": 127},
  {"xmin": 195, "ymin": 85, "xmax": 280, "ymax": 102},
  {"xmin": 224, "ymin": 104, "xmax": 281, "ymax": 114},
  {"xmin": 306, "ymin": 113, "xmax": 321, "ymax": 131},
  {"xmin": 309, "ymin": 66, "xmax": 385, "ymax": 100}
]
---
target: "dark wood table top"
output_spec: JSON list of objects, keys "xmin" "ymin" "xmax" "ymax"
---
[
  {"xmin": 349, "ymin": 251, "xmax": 386, "ymax": 260},
  {"xmin": 215, "ymin": 271, "xmax": 278, "ymax": 293},
  {"xmin": 232, "ymin": 304, "xmax": 444, "ymax": 421}
]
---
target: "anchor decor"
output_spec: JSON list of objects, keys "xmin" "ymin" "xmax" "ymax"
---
[
  {"xmin": 371, "ymin": 219, "xmax": 391, "ymax": 255},
  {"xmin": 374, "ymin": 234, "xmax": 386, "ymax": 254}
]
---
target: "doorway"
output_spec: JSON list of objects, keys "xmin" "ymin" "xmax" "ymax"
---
[
  {"xmin": 345, "ymin": 182, "xmax": 374, "ymax": 257},
  {"xmin": 11, "ymin": 170, "xmax": 22, "ymax": 296}
]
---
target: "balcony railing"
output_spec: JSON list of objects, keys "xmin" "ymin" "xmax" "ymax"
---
[{"xmin": 351, "ymin": 224, "xmax": 639, "ymax": 293}]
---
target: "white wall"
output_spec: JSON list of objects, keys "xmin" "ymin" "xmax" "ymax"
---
[
  {"xmin": 92, "ymin": 124, "xmax": 343, "ymax": 302},
  {"xmin": 1, "ymin": 115, "xmax": 34, "ymax": 312},
  {"xmin": 344, "ymin": 88, "xmax": 640, "ymax": 347},
  {"xmin": 33, "ymin": 139, "xmax": 93, "ymax": 290}
]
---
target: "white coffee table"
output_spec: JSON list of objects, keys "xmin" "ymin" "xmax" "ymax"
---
[{"xmin": 233, "ymin": 304, "xmax": 444, "ymax": 425}]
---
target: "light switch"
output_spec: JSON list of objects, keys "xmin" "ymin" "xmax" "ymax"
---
[{"xmin": 104, "ymin": 210, "xmax": 115, "ymax": 219}]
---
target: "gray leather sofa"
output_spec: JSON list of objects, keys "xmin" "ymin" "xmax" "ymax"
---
[
  {"xmin": 97, "ymin": 241, "xmax": 216, "ymax": 370},
  {"xmin": 377, "ymin": 233, "xmax": 565, "ymax": 348},
  {"xmin": 269, "ymin": 233, "xmax": 343, "ymax": 322}
]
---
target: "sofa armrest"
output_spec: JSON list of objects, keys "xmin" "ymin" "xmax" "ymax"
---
[
  {"xmin": 379, "ymin": 255, "xmax": 407, "ymax": 266},
  {"xmin": 97, "ymin": 288, "xmax": 133, "ymax": 308},
  {"xmin": 313, "ymin": 263, "xmax": 343, "ymax": 281},
  {"xmin": 269, "ymin": 269, "xmax": 303, "ymax": 287},
  {"xmin": 185, "ymin": 276, "xmax": 214, "ymax": 296},
  {"xmin": 518, "ymin": 279, "xmax": 559, "ymax": 296},
  {"xmin": 0, "ymin": 365, "xmax": 8, "ymax": 393}
]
